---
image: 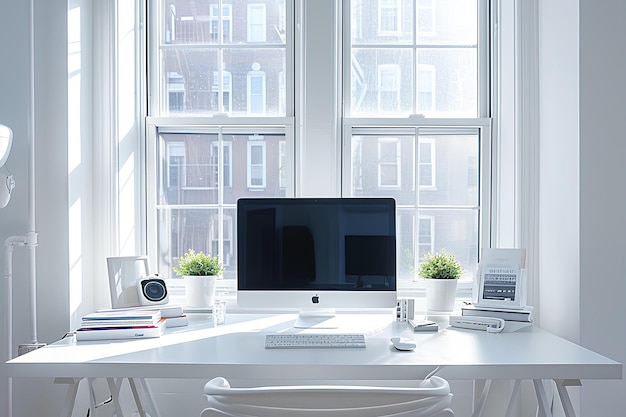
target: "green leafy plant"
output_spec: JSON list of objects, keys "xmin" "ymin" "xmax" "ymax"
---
[
  {"xmin": 417, "ymin": 249, "xmax": 463, "ymax": 280},
  {"xmin": 173, "ymin": 249, "xmax": 224, "ymax": 276}
]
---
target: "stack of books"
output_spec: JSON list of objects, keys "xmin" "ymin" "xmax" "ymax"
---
[
  {"xmin": 75, "ymin": 309, "xmax": 166, "ymax": 341},
  {"xmin": 97, "ymin": 304, "xmax": 189, "ymax": 328},
  {"xmin": 461, "ymin": 304, "xmax": 533, "ymax": 323}
]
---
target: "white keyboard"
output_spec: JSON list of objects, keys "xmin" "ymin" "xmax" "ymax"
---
[{"xmin": 265, "ymin": 333, "xmax": 366, "ymax": 349}]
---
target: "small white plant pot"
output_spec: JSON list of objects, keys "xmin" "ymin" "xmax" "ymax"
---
[
  {"xmin": 184, "ymin": 275, "xmax": 218, "ymax": 308},
  {"xmin": 425, "ymin": 279, "xmax": 458, "ymax": 313}
]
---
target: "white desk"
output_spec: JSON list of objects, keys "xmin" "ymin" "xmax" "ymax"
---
[{"xmin": 6, "ymin": 313, "xmax": 622, "ymax": 417}]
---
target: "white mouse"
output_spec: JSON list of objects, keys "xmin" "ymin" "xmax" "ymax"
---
[{"xmin": 390, "ymin": 337, "xmax": 416, "ymax": 351}]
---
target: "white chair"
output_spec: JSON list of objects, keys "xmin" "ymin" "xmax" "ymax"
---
[{"xmin": 201, "ymin": 376, "xmax": 454, "ymax": 417}]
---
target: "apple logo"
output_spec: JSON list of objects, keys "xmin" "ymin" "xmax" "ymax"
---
[{"xmin": 311, "ymin": 294, "xmax": 320, "ymax": 304}]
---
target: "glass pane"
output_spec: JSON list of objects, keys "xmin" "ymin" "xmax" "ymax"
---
[
  {"xmin": 396, "ymin": 208, "xmax": 478, "ymax": 280},
  {"xmin": 160, "ymin": 48, "xmax": 285, "ymax": 116},
  {"xmin": 416, "ymin": 48, "xmax": 477, "ymax": 117},
  {"xmin": 351, "ymin": 48, "xmax": 413, "ymax": 115},
  {"xmin": 223, "ymin": 133, "xmax": 287, "ymax": 204},
  {"xmin": 158, "ymin": 133, "xmax": 220, "ymax": 205},
  {"xmin": 351, "ymin": 0, "xmax": 414, "ymax": 44},
  {"xmin": 156, "ymin": 207, "xmax": 238, "ymax": 280},
  {"xmin": 417, "ymin": 0, "xmax": 478, "ymax": 45},
  {"xmin": 162, "ymin": 0, "xmax": 286, "ymax": 46},
  {"xmin": 158, "ymin": 0, "xmax": 288, "ymax": 116},
  {"xmin": 418, "ymin": 133, "xmax": 479, "ymax": 206}
]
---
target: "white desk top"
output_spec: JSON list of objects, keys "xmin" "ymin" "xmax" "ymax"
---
[{"xmin": 6, "ymin": 313, "xmax": 621, "ymax": 382}]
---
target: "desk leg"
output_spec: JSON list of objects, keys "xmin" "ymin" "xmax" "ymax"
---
[
  {"xmin": 532, "ymin": 379, "xmax": 553, "ymax": 417},
  {"xmin": 55, "ymin": 378, "xmax": 82, "ymax": 417},
  {"xmin": 128, "ymin": 378, "xmax": 162, "ymax": 417},
  {"xmin": 471, "ymin": 379, "xmax": 492, "ymax": 417},
  {"xmin": 554, "ymin": 379, "xmax": 580, "ymax": 417},
  {"xmin": 106, "ymin": 378, "xmax": 127, "ymax": 417},
  {"xmin": 504, "ymin": 380, "xmax": 521, "ymax": 417}
]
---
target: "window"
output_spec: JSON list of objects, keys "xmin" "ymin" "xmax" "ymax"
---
[
  {"xmin": 378, "ymin": 138, "xmax": 401, "ymax": 188},
  {"xmin": 247, "ymin": 139, "xmax": 266, "ymax": 188},
  {"xmin": 378, "ymin": 0, "xmax": 401, "ymax": 34},
  {"xmin": 247, "ymin": 4, "xmax": 267, "ymax": 42},
  {"xmin": 147, "ymin": 0, "xmax": 293, "ymax": 278},
  {"xmin": 378, "ymin": 65, "xmax": 401, "ymax": 113},
  {"xmin": 417, "ymin": 0, "xmax": 435, "ymax": 36},
  {"xmin": 418, "ymin": 138, "xmax": 435, "ymax": 188},
  {"xmin": 144, "ymin": 0, "xmax": 489, "ymax": 289},
  {"xmin": 247, "ymin": 68, "xmax": 266, "ymax": 114},
  {"xmin": 344, "ymin": 0, "xmax": 489, "ymax": 287},
  {"xmin": 210, "ymin": 4, "xmax": 233, "ymax": 42}
]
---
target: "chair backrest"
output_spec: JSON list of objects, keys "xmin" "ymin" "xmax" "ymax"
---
[{"xmin": 201, "ymin": 376, "xmax": 454, "ymax": 417}]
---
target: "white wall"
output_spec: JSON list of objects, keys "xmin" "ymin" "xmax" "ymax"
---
[
  {"xmin": 0, "ymin": 1, "xmax": 74, "ymax": 416},
  {"xmin": 538, "ymin": 0, "xmax": 580, "ymax": 346},
  {"xmin": 578, "ymin": 0, "xmax": 626, "ymax": 414}
]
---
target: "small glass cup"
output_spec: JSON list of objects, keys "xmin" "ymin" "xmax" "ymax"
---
[{"xmin": 213, "ymin": 299, "xmax": 226, "ymax": 326}]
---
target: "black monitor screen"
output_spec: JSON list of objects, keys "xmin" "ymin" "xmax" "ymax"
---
[{"xmin": 237, "ymin": 198, "xmax": 396, "ymax": 292}]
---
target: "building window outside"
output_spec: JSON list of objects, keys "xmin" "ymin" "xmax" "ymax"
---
[
  {"xmin": 378, "ymin": 0, "xmax": 401, "ymax": 34},
  {"xmin": 212, "ymin": 71, "xmax": 232, "ymax": 113},
  {"xmin": 418, "ymin": 138, "xmax": 435, "ymax": 188},
  {"xmin": 417, "ymin": 216, "xmax": 434, "ymax": 261},
  {"xmin": 417, "ymin": 0, "xmax": 435, "ymax": 36},
  {"xmin": 378, "ymin": 138, "xmax": 401, "ymax": 188},
  {"xmin": 377, "ymin": 64, "xmax": 401, "ymax": 113},
  {"xmin": 417, "ymin": 65, "xmax": 435, "ymax": 113},
  {"xmin": 247, "ymin": 139, "xmax": 266, "ymax": 189},
  {"xmin": 248, "ymin": 4, "xmax": 267, "ymax": 42},
  {"xmin": 210, "ymin": 3, "xmax": 233, "ymax": 42},
  {"xmin": 247, "ymin": 68, "xmax": 266, "ymax": 114}
]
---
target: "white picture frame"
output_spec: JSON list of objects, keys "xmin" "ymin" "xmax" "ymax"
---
[{"xmin": 106, "ymin": 256, "xmax": 150, "ymax": 308}]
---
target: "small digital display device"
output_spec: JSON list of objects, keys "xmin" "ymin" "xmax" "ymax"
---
[{"xmin": 237, "ymin": 198, "xmax": 397, "ymax": 328}]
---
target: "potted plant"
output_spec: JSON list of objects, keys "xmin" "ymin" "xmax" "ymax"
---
[
  {"xmin": 417, "ymin": 249, "xmax": 463, "ymax": 312},
  {"xmin": 174, "ymin": 249, "xmax": 224, "ymax": 308}
]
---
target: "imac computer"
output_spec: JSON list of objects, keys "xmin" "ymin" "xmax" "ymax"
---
[{"xmin": 237, "ymin": 197, "xmax": 397, "ymax": 328}]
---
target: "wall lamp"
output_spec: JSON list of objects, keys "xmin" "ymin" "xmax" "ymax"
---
[{"xmin": 0, "ymin": 123, "xmax": 15, "ymax": 208}]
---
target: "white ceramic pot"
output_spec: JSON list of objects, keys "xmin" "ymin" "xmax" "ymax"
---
[
  {"xmin": 425, "ymin": 279, "xmax": 458, "ymax": 312},
  {"xmin": 184, "ymin": 275, "xmax": 218, "ymax": 308}
]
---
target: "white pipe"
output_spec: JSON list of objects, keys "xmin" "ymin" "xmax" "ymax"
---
[
  {"xmin": 26, "ymin": 0, "xmax": 39, "ymax": 346},
  {"xmin": 4, "ymin": 243, "xmax": 14, "ymax": 417},
  {"xmin": 4, "ymin": 236, "xmax": 27, "ymax": 417}
]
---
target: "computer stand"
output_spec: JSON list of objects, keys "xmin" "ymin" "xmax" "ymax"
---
[{"xmin": 293, "ymin": 309, "xmax": 339, "ymax": 329}]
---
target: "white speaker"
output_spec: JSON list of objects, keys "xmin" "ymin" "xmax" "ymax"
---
[{"xmin": 136, "ymin": 276, "xmax": 169, "ymax": 306}]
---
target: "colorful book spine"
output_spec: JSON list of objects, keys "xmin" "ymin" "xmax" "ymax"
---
[{"xmin": 75, "ymin": 318, "xmax": 166, "ymax": 341}]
